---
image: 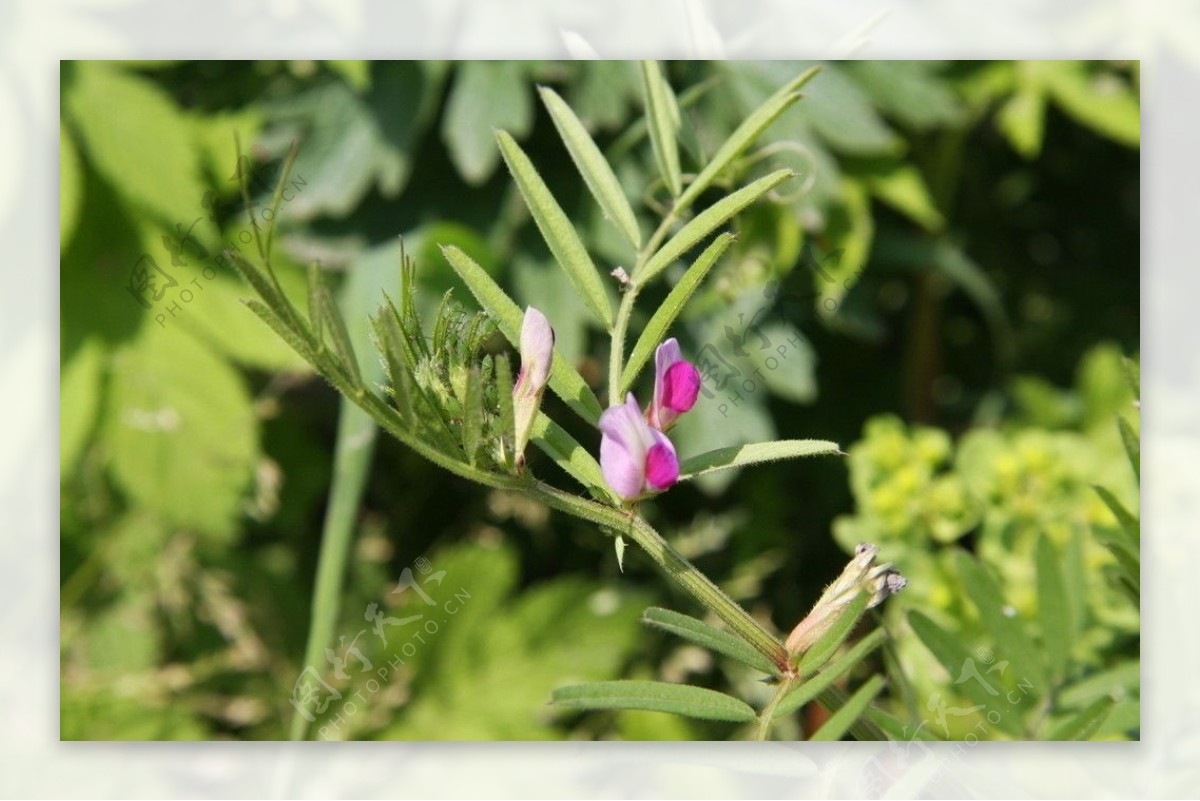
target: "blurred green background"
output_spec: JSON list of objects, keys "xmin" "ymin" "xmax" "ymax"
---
[{"xmin": 60, "ymin": 60, "xmax": 1139, "ymax": 740}]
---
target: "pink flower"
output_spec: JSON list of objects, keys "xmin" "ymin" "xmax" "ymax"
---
[
  {"xmin": 600, "ymin": 393, "xmax": 681, "ymax": 500},
  {"xmin": 646, "ymin": 338, "xmax": 701, "ymax": 432},
  {"xmin": 513, "ymin": 306, "xmax": 554, "ymax": 463}
]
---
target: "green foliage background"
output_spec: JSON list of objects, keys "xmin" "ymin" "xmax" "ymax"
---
[{"xmin": 60, "ymin": 60, "xmax": 1139, "ymax": 740}]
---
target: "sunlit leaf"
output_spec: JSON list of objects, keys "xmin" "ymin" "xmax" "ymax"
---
[
  {"xmin": 1047, "ymin": 696, "xmax": 1116, "ymax": 741},
  {"xmin": 774, "ymin": 628, "xmax": 885, "ymax": 719},
  {"xmin": 955, "ymin": 550, "xmax": 1046, "ymax": 692},
  {"xmin": 639, "ymin": 61, "xmax": 683, "ymax": 198},
  {"xmin": 551, "ymin": 680, "xmax": 756, "ymax": 722},
  {"xmin": 441, "ymin": 244, "xmax": 603, "ymax": 424},
  {"xmin": 495, "ymin": 130, "xmax": 615, "ymax": 329},
  {"xmin": 642, "ymin": 607, "xmax": 778, "ymax": 675},
  {"xmin": 539, "ymin": 86, "xmax": 642, "ymax": 250},
  {"xmin": 810, "ymin": 674, "xmax": 885, "ymax": 741},
  {"xmin": 637, "ymin": 169, "xmax": 794, "ymax": 285},
  {"xmin": 677, "ymin": 65, "xmax": 819, "ymax": 212},
  {"xmin": 622, "ymin": 232, "xmax": 735, "ymax": 393},
  {"xmin": 1036, "ymin": 534, "xmax": 1072, "ymax": 682},
  {"xmin": 678, "ymin": 439, "xmax": 840, "ymax": 483}
]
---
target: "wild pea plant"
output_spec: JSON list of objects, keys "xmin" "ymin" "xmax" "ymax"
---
[{"xmin": 229, "ymin": 62, "xmax": 905, "ymax": 740}]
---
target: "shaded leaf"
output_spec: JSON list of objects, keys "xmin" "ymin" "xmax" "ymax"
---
[{"xmin": 442, "ymin": 61, "xmax": 533, "ymax": 185}]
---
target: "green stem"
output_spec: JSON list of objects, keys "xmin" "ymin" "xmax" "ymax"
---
[
  {"xmin": 608, "ymin": 210, "xmax": 677, "ymax": 407},
  {"xmin": 607, "ymin": 285, "xmax": 639, "ymax": 407},
  {"xmin": 288, "ymin": 397, "xmax": 378, "ymax": 741},
  {"xmin": 318, "ymin": 359, "xmax": 789, "ymax": 670},
  {"xmin": 754, "ymin": 675, "xmax": 798, "ymax": 740}
]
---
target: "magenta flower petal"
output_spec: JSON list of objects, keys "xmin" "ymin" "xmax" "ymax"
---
[
  {"xmin": 662, "ymin": 361, "xmax": 701, "ymax": 412},
  {"xmin": 600, "ymin": 393, "xmax": 681, "ymax": 499},
  {"xmin": 648, "ymin": 338, "xmax": 701, "ymax": 432},
  {"xmin": 644, "ymin": 435, "xmax": 680, "ymax": 490},
  {"xmin": 599, "ymin": 394, "xmax": 651, "ymax": 499}
]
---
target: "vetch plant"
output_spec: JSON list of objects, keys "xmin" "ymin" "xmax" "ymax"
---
[{"xmin": 230, "ymin": 61, "xmax": 905, "ymax": 740}]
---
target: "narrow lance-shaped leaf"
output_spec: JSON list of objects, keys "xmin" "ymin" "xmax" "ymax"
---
[
  {"xmin": 678, "ymin": 439, "xmax": 840, "ymax": 483},
  {"xmin": 677, "ymin": 65, "xmax": 819, "ymax": 212},
  {"xmin": 1118, "ymin": 416, "xmax": 1139, "ymax": 482},
  {"xmin": 1036, "ymin": 534, "xmax": 1072, "ymax": 682},
  {"xmin": 810, "ymin": 675, "xmax": 886, "ymax": 742},
  {"xmin": 551, "ymin": 680, "xmax": 756, "ymax": 723},
  {"xmin": 1047, "ymin": 696, "xmax": 1116, "ymax": 741},
  {"xmin": 640, "ymin": 60, "xmax": 683, "ymax": 198},
  {"xmin": 641, "ymin": 607, "xmax": 778, "ymax": 676},
  {"xmin": 636, "ymin": 169, "xmax": 794, "ymax": 285},
  {"xmin": 907, "ymin": 610, "xmax": 1025, "ymax": 736},
  {"xmin": 955, "ymin": 550, "xmax": 1046, "ymax": 692},
  {"xmin": 495, "ymin": 130, "xmax": 615, "ymax": 330},
  {"xmin": 794, "ymin": 591, "xmax": 870, "ymax": 676},
  {"xmin": 1093, "ymin": 484, "xmax": 1140, "ymax": 546},
  {"xmin": 529, "ymin": 412, "xmax": 616, "ymax": 504},
  {"xmin": 538, "ymin": 86, "xmax": 642, "ymax": 250},
  {"xmin": 309, "ymin": 264, "xmax": 362, "ymax": 385},
  {"xmin": 815, "ymin": 686, "xmax": 888, "ymax": 741},
  {"xmin": 621, "ymin": 232, "xmax": 735, "ymax": 393},
  {"xmin": 773, "ymin": 628, "xmax": 886, "ymax": 719},
  {"xmin": 441, "ymin": 245, "xmax": 603, "ymax": 425}
]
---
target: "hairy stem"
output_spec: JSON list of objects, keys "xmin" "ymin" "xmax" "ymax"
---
[{"xmin": 754, "ymin": 675, "xmax": 798, "ymax": 741}]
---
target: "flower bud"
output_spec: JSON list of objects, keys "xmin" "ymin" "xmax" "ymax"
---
[
  {"xmin": 784, "ymin": 542, "xmax": 906, "ymax": 655},
  {"xmin": 512, "ymin": 306, "xmax": 554, "ymax": 466}
]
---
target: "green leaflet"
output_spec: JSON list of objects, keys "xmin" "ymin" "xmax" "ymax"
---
[
  {"xmin": 1047, "ymin": 696, "xmax": 1116, "ymax": 741},
  {"xmin": 810, "ymin": 675, "xmax": 885, "ymax": 741},
  {"xmin": 907, "ymin": 610, "xmax": 1025, "ymax": 736},
  {"xmin": 441, "ymin": 244, "xmax": 604, "ymax": 425},
  {"xmin": 551, "ymin": 680, "xmax": 756, "ymax": 723},
  {"xmin": 676, "ymin": 65, "xmax": 819, "ymax": 212},
  {"xmin": 621, "ymin": 232, "xmax": 735, "ymax": 394},
  {"xmin": 529, "ymin": 412, "xmax": 614, "ymax": 504},
  {"xmin": 636, "ymin": 169, "xmax": 794, "ymax": 285},
  {"xmin": 641, "ymin": 607, "xmax": 778, "ymax": 676},
  {"xmin": 678, "ymin": 439, "xmax": 840, "ymax": 483},
  {"xmin": 1036, "ymin": 534, "xmax": 1072, "ymax": 682},
  {"xmin": 955, "ymin": 550, "xmax": 1046, "ymax": 692},
  {"xmin": 639, "ymin": 61, "xmax": 683, "ymax": 198},
  {"xmin": 539, "ymin": 86, "xmax": 642, "ymax": 250},
  {"xmin": 495, "ymin": 130, "xmax": 615, "ymax": 331}
]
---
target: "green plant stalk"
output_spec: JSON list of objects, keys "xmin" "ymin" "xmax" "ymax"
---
[
  {"xmin": 607, "ymin": 210, "xmax": 677, "ymax": 407},
  {"xmin": 288, "ymin": 398, "xmax": 378, "ymax": 741},
  {"xmin": 754, "ymin": 674, "xmax": 798, "ymax": 740},
  {"xmin": 289, "ymin": 344, "xmax": 789, "ymax": 670}
]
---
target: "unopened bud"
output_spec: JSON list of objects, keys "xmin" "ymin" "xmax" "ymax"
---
[{"xmin": 784, "ymin": 542, "xmax": 906, "ymax": 655}]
